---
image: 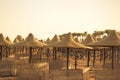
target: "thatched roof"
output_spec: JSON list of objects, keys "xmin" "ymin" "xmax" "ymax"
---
[
  {"xmin": 13, "ymin": 38, "xmax": 19, "ymax": 44},
  {"xmin": 0, "ymin": 33, "xmax": 12, "ymax": 46},
  {"xmin": 88, "ymin": 30, "xmax": 120, "ymax": 47},
  {"xmin": 82, "ymin": 34, "xmax": 96, "ymax": 45},
  {"xmin": 50, "ymin": 33, "xmax": 92, "ymax": 49},
  {"xmin": 6, "ymin": 36, "xmax": 12, "ymax": 44},
  {"xmin": 45, "ymin": 38, "xmax": 50, "ymax": 44},
  {"xmin": 12, "ymin": 33, "xmax": 46, "ymax": 47},
  {"xmin": 25, "ymin": 33, "xmax": 36, "ymax": 42},
  {"xmin": 16, "ymin": 35, "xmax": 23, "ymax": 42},
  {"xmin": 47, "ymin": 34, "xmax": 60, "ymax": 46}
]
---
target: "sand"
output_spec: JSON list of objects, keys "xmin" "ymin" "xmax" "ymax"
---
[{"xmin": 0, "ymin": 53, "xmax": 119, "ymax": 80}]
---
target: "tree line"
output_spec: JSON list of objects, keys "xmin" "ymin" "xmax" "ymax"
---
[{"xmin": 59, "ymin": 29, "xmax": 115, "ymax": 41}]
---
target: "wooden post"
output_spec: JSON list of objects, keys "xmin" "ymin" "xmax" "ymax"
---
[
  {"xmin": 22, "ymin": 46, "xmax": 24, "ymax": 54},
  {"xmin": 14, "ymin": 47, "xmax": 16, "ymax": 54},
  {"xmin": 46, "ymin": 48, "xmax": 50, "ymax": 60},
  {"xmin": 6, "ymin": 47, "xmax": 9, "ymax": 57},
  {"xmin": 29, "ymin": 47, "xmax": 32, "ymax": 63},
  {"xmin": 67, "ymin": 47, "xmax": 69, "ymax": 70},
  {"xmin": 66, "ymin": 47, "xmax": 70, "ymax": 77},
  {"xmin": 25, "ymin": 47, "xmax": 27, "ymax": 54},
  {"xmin": 6, "ymin": 46, "xmax": 10, "ymax": 57},
  {"xmin": 53, "ymin": 48, "xmax": 55, "ymax": 60},
  {"xmin": 0, "ymin": 45, "xmax": 2, "ymax": 61},
  {"xmin": 111, "ymin": 46, "xmax": 114, "ymax": 70},
  {"xmin": 93, "ymin": 50, "xmax": 96, "ymax": 67},
  {"xmin": 87, "ymin": 50, "xmax": 90, "ymax": 67},
  {"xmin": 75, "ymin": 52, "xmax": 77, "ymax": 69},
  {"xmin": 40, "ymin": 47, "xmax": 42, "ymax": 61},
  {"xmin": 114, "ymin": 47, "xmax": 116, "ymax": 64},
  {"xmin": 100, "ymin": 50, "xmax": 103, "ymax": 63},
  {"xmin": 103, "ymin": 48, "xmax": 106, "ymax": 67},
  {"xmin": 9, "ymin": 47, "xmax": 10, "ymax": 55},
  {"xmin": 38, "ymin": 48, "xmax": 42, "ymax": 61},
  {"xmin": 117, "ymin": 47, "xmax": 120, "ymax": 63},
  {"xmin": 55, "ymin": 47, "xmax": 57, "ymax": 60}
]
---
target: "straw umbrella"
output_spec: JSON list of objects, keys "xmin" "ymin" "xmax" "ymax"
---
[
  {"xmin": 13, "ymin": 38, "xmax": 19, "ymax": 44},
  {"xmin": 81, "ymin": 34, "xmax": 97, "ymax": 67},
  {"xmin": 82, "ymin": 34, "xmax": 96, "ymax": 45},
  {"xmin": 13, "ymin": 33, "xmax": 46, "ymax": 47},
  {"xmin": 54, "ymin": 33, "xmax": 90, "ymax": 48},
  {"xmin": 88, "ymin": 30, "xmax": 120, "ymax": 69},
  {"xmin": 0, "ymin": 33, "xmax": 12, "ymax": 46},
  {"xmin": 46, "ymin": 34, "xmax": 61, "ymax": 60},
  {"xmin": 47, "ymin": 34, "xmax": 60, "ymax": 46},
  {"xmin": 25, "ymin": 33, "xmax": 46, "ymax": 47},
  {"xmin": 45, "ymin": 38, "xmax": 50, "ymax": 44},
  {"xmin": 0, "ymin": 33, "xmax": 12, "ymax": 60},
  {"xmin": 16, "ymin": 35, "xmax": 24, "ymax": 42},
  {"xmin": 25, "ymin": 33, "xmax": 46, "ymax": 63},
  {"xmin": 6, "ymin": 36, "xmax": 12, "ymax": 44},
  {"xmin": 12, "ymin": 33, "xmax": 46, "ymax": 63},
  {"xmin": 50, "ymin": 32, "xmax": 92, "ymax": 70},
  {"xmin": 6, "ymin": 36, "xmax": 13, "ymax": 57}
]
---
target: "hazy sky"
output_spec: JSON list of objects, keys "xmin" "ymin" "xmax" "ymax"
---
[{"xmin": 0, "ymin": 0, "xmax": 120, "ymax": 41}]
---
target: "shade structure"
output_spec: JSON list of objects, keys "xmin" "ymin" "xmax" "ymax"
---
[
  {"xmin": 49, "ymin": 33, "xmax": 92, "ymax": 70},
  {"xmin": 45, "ymin": 38, "xmax": 50, "ymax": 44},
  {"xmin": 13, "ymin": 38, "xmax": 19, "ymax": 44},
  {"xmin": 13, "ymin": 33, "xmax": 46, "ymax": 47},
  {"xmin": 0, "ymin": 33, "xmax": 12, "ymax": 46},
  {"xmin": 82, "ymin": 34, "xmax": 96, "ymax": 45},
  {"xmin": 88, "ymin": 30, "xmax": 120, "ymax": 70},
  {"xmin": 16, "ymin": 35, "xmax": 24, "ymax": 42},
  {"xmin": 52, "ymin": 33, "xmax": 92, "ymax": 49},
  {"xmin": 88, "ymin": 30, "xmax": 120, "ymax": 47},
  {"xmin": 47, "ymin": 34, "xmax": 60, "ymax": 47},
  {"xmin": 6, "ymin": 36, "xmax": 12, "ymax": 44}
]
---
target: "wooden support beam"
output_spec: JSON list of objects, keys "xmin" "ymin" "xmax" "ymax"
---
[
  {"xmin": 87, "ymin": 50, "xmax": 90, "ymax": 67},
  {"xmin": 29, "ymin": 47, "xmax": 32, "ymax": 63},
  {"xmin": 0, "ymin": 45, "xmax": 2, "ymax": 61},
  {"xmin": 52, "ymin": 48, "xmax": 55, "ymax": 60},
  {"xmin": 93, "ymin": 50, "xmax": 96, "ymax": 67},
  {"xmin": 103, "ymin": 48, "xmax": 106, "ymax": 67},
  {"xmin": 67, "ymin": 47, "xmax": 69, "ymax": 70},
  {"xmin": 111, "ymin": 46, "xmax": 114, "ymax": 70},
  {"xmin": 55, "ymin": 47, "xmax": 57, "ymax": 60},
  {"xmin": 75, "ymin": 50, "xmax": 77, "ymax": 69}
]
